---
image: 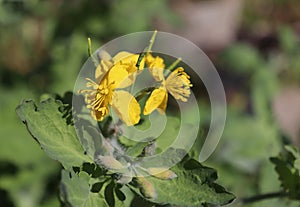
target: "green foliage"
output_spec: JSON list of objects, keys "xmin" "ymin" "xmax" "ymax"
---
[
  {"xmin": 2, "ymin": 0, "xmax": 300, "ymax": 205},
  {"xmin": 16, "ymin": 98, "xmax": 93, "ymax": 169},
  {"xmin": 205, "ymin": 28, "xmax": 300, "ymax": 207},
  {"xmin": 60, "ymin": 170, "xmax": 110, "ymax": 207},
  {"xmin": 130, "ymin": 158, "xmax": 235, "ymax": 206},
  {"xmin": 16, "ymin": 96, "xmax": 235, "ymax": 206},
  {"xmin": 270, "ymin": 146, "xmax": 300, "ymax": 199},
  {"xmin": 206, "ymin": 43, "xmax": 281, "ymax": 173}
]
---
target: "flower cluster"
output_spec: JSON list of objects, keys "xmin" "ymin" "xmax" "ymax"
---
[{"xmin": 79, "ymin": 43, "xmax": 192, "ymax": 126}]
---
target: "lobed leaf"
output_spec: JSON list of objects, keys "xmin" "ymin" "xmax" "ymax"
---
[
  {"xmin": 16, "ymin": 98, "xmax": 92, "ymax": 169},
  {"xmin": 129, "ymin": 158, "xmax": 235, "ymax": 206},
  {"xmin": 60, "ymin": 170, "xmax": 109, "ymax": 207},
  {"xmin": 270, "ymin": 145, "xmax": 300, "ymax": 199}
]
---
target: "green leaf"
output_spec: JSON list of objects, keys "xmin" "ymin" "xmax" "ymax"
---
[
  {"xmin": 78, "ymin": 124, "xmax": 106, "ymax": 159},
  {"xmin": 16, "ymin": 98, "xmax": 92, "ymax": 169},
  {"xmin": 285, "ymin": 145, "xmax": 300, "ymax": 160},
  {"xmin": 270, "ymin": 145, "xmax": 300, "ymax": 199},
  {"xmin": 294, "ymin": 159, "xmax": 300, "ymax": 172},
  {"xmin": 104, "ymin": 182, "xmax": 125, "ymax": 207},
  {"xmin": 60, "ymin": 170, "xmax": 109, "ymax": 207},
  {"xmin": 129, "ymin": 158, "xmax": 235, "ymax": 206},
  {"xmin": 270, "ymin": 157, "xmax": 298, "ymax": 194}
]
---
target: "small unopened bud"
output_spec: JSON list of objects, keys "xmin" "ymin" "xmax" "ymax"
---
[
  {"xmin": 147, "ymin": 168, "xmax": 177, "ymax": 180},
  {"xmin": 136, "ymin": 177, "xmax": 157, "ymax": 199},
  {"xmin": 96, "ymin": 155, "xmax": 124, "ymax": 170},
  {"xmin": 143, "ymin": 141, "xmax": 156, "ymax": 156},
  {"xmin": 117, "ymin": 173, "xmax": 132, "ymax": 184}
]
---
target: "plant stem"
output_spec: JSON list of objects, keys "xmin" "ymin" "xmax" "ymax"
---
[
  {"xmin": 135, "ymin": 30, "xmax": 157, "ymax": 69},
  {"xmin": 167, "ymin": 57, "xmax": 182, "ymax": 71},
  {"xmin": 241, "ymin": 191, "xmax": 288, "ymax": 204},
  {"xmin": 147, "ymin": 30, "xmax": 157, "ymax": 53},
  {"xmin": 130, "ymin": 31, "xmax": 158, "ymax": 95}
]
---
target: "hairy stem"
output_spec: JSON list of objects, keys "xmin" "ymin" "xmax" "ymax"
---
[
  {"xmin": 136, "ymin": 30, "xmax": 157, "ymax": 69},
  {"xmin": 167, "ymin": 57, "xmax": 182, "ymax": 71}
]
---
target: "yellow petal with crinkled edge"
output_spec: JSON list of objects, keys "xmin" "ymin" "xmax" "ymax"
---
[
  {"xmin": 143, "ymin": 87, "xmax": 168, "ymax": 115},
  {"xmin": 113, "ymin": 51, "xmax": 145, "ymax": 71},
  {"xmin": 107, "ymin": 64, "xmax": 131, "ymax": 88},
  {"xmin": 112, "ymin": 90, "xmax": 141, "ymax": 126},
  {"xmin": 156, "ymin": 90, "xmax": 168, "ymax": 115},
  {"xmin": 147, "ymin": 167, "xmax": 177, "ymax": 180},
  {"xmin": 113, "ymin": 51, "xmax": 134, "ymax": 62}
]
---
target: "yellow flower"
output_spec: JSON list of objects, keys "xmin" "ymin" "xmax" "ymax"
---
[
  {"xmin": 80, "ymin": 51, "xmax": 144, "ymax": 126},
  {"xmin": 144, "ymin": 55, "xmax": 192, "ymax": 115},
  {"xmin": 145, "ymin": 54, "xmax": 165, "ymax": 81},
  {"xmin": 95, "ymin": 51, "xmax": 144, "ymax": 83},
  {"xmin": 164, "ymin": 67, "xmax": 192, "ymax": 102}
]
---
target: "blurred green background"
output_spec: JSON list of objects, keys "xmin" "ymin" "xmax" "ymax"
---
[{"xmin": 0, "ymin": 0, "xmax": 300, "ymax": 206}]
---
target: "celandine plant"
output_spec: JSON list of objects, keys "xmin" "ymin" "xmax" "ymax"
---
[{"xmin": 16, "ymin": 31, "xmax": 235, "ymax": 207}]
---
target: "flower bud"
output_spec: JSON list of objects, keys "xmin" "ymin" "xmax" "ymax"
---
[
  {"xmin": 96, "ymin": 155, "xmax": 124, "ymax": 170},
  {"xmin": 136, "ymin": 177, "xmax": 157, "ymax": 199},
  {"xmin": 117, "ymin": 173, "xmax": 132, "ymax": 184},
  {"xmin": 147, "ymin": 167, "xmax": 177, "ymax": 180}
]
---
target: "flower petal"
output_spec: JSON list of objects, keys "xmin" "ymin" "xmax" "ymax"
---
[
  {"xmin": 143, "ymin": 87, "xmax": 168, "ymax": 115},
  {"xmin": 113, "ymin": 51, "xmax": 134, "ymax": 62},
  {"xmin": 146, "ymin": 54, "xmax": 165, "ymax": 81},
  {"xmin": 112, "ymin": 90, "xmax": 141, "ymax": 126},
  {"xmin": 156, "ymin": 91, "xmax": 168, "ymax": 115},
  {"xmin": 114, "ymin": 52, "xmax": 145, "ymax": 72},
  {"xmin": 107, "ymin": 65, "xmax": 132, "ymax": 88}
]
